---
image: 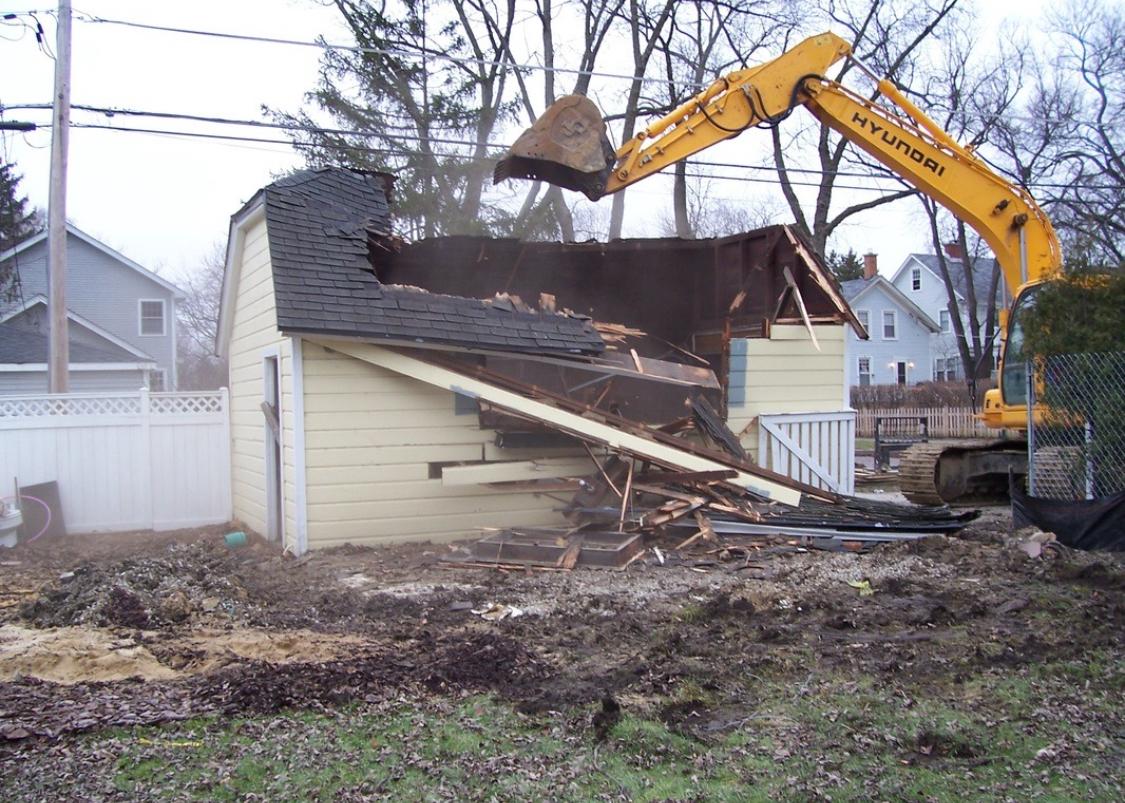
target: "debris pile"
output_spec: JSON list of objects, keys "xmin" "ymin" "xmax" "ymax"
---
[
  {"xmin": 449, "ymin": 463, "xmax": 978, "ymax": 571},
  {"xmin": 20, "ymin": 541, "xmax": 258, "ymax": 630}
]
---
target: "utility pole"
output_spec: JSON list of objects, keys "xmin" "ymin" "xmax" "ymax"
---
[{"xmin": 47, "ymin": 0, "xmax": 72, "ymax": 393}]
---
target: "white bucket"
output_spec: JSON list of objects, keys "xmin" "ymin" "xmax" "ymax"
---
[{"xmin": 0, "ymin": 507, "xmax": 22, "ymax": 548}]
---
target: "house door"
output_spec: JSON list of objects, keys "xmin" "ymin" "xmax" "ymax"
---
[
  {"xmin": 262, "ymin": 355, "xmax": 283, "ymax": 542},
  {"xmin": 896, "ymin": 361, "xmax": 908, "ymax": 386}
]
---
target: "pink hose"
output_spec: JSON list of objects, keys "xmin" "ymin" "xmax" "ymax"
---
[{"xmin": 0, "ymin": 494, "xmax": 51, "ymax": 543}]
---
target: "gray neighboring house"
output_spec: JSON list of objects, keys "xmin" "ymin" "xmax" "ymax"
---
[
  {"xmin": 0, "ymin": 224, "xmax": 183, "ymax": 394},
  {"xmin": 889, "ymin": 249, "xmax": 1002, "ymax": 380},
  {"xmin": 840, "ymin": 255, "xmax": 940, "ymax": 388}
]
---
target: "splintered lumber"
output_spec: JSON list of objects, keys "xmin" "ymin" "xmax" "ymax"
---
[
  {"xmin": 318, "ymin": 340, "xmax": 808, "ymax": 506},
  {"xmin": 642, "ymin": 496, "xmax": 706, "ymax": 528},
  {"xmin": 556, "ymin": 535, "xmax": 585, "ymax": 570},
  {"xmin": 674, "ymin": 510, "xmax": 718, "ymax": 551}
]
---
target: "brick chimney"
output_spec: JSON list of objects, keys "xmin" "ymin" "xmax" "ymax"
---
[
  {"xmin": 863, "ymin": 252, "xmax": 878, "ymax": 280},
  {"xmin": 943, "ymin": 241, "xmax": 963, "ymax": 260}
]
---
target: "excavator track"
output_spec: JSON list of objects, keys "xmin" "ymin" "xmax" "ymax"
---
[{"xmin": 899, "ymin": 439, "xmax": 1028, "ymax": 506}]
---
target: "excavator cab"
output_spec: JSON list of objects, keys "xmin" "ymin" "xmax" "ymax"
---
[{"xmin": 493, "ymin": 95, "xmax": 617, "ymax": 201}]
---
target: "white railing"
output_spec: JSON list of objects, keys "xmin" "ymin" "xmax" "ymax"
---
[
  {"xmin": 0, "ymin": 388, "xmax": 232, "ymax": 533},
  {"xmin": 854, "ymin": 406, "xmax": 991, "ymax": 438},
  {"xmin": 757, "ymin": 410, "xmax": 856, "ymax": 495}
]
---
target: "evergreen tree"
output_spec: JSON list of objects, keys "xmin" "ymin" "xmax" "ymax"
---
[
  {"xmin": 0, "ymin": 161, "xmax": 40, "ymax": 252},
  {"xmin": 826, "ymin": 249, "xmax": 864, "ymax": 281},
  {"xmin": 1, "ymin": 162, "xmax": 42, "ymax": 300}
]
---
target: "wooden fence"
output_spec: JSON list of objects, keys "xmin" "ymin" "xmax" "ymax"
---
[{"xmin": 854, "ymin": 406, "xmax": 991, "ymax": 439}]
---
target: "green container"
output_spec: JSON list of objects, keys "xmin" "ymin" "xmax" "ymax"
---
[{"xmin": 224, "ymin": 530, "xmax": 247, "ymax": 548}]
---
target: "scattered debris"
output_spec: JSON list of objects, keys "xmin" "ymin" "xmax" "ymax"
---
[{"xmin": 471, "ymin": 603, "xmax": 525, "ymax": 621}]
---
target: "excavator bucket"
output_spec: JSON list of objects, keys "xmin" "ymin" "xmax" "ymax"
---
[{"xmin": 493, "ymin": 95, "xmax": 617, "ymax": 201}]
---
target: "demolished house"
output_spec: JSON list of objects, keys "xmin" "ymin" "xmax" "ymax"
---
[{"xmin": 218, "ymin": 167, "xmax": 968, "ymax": 557}]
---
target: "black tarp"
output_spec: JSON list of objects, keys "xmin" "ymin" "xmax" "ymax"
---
[{"xmin": 1011, "ymin": 478, "xmax": 1125, "ymax": 551}]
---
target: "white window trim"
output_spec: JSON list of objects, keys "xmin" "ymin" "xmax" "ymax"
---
[
  {"xmin": 856, "ymin": 309, "xmax": 870, "ymax": 331},
  {"xmin": 939, "ymin": 309, "xmax": 951, "ymax": 333},
  {"xmin": 911, "ymin": 267, "xmax": 922, "ymax": 291},
  {"xmin": 138, "ymin": 298, "xmax": 167, "ymax": 337},
  {"xmin": 857, "ymin": 356, "xmax": 872, "ymax": 386},
  {"xmin": 882, "ymin": 310, "xmax": 898, "ymax": 340}
]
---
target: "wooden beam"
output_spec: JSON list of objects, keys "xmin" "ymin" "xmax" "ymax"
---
[{"xmin": 441, "ymin": 457, "xmax": 593, "ymax": 486}]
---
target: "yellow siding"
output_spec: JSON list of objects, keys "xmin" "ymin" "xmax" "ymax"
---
[
  {"xmin": 727, "ymin": 324, "xmax": 847, "ymax": 462},
  {"xmin": 226, "ymin": 218, "xmax": 296, "ymax": 551},
  {"xmin": 301, "ymin": 341, "xmax": 575, "ymax": 548}
]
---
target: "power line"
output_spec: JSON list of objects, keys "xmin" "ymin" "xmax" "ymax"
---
[
  {"xmin": 11, "ymin": 102, "xmax": 1114, "ymax": 192},
  {"xmin": 69, "ymin": 13, "xmax": 1090, "ymax": 128},
  {"xmin": 75, "ymin": 12, "xmax": 687, "ymax": 88},
  {"xmin": 58, "ymin": 121, "xmax": 915, "ymax": 193}
]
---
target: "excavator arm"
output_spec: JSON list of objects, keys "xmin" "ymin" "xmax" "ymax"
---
[{"xmin": 496, "ymin": 32, "xmax": 1060, "ymax": 294}]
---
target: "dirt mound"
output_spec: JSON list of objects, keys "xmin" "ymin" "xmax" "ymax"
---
[
  {"xmin": 17, "ymin": 539, "xmax": 471, "ymax": 635},
  {"xmin": 21, "ymin": 541, "xmax": 258, "ymax": 630}
]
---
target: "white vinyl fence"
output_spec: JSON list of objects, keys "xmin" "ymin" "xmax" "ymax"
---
[
  {"xmin": 757, "ymin": 410, "xmax": 856, "ymax": 495},
  {"xmin": 0, "ymin": 389, "xmax": 231, "ymax": 533},
  {"xmin": 855, "ymin": 406, "xmax": 992, "ymax": 439}
]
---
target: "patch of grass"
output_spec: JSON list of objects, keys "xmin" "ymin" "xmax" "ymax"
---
[{"xmin": 66, "ymin": 656, "xmax": 1121, "ymax": 802}]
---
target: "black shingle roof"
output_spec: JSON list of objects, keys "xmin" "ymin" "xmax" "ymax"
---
[
  {"xmin": 0, "ymin": 322, "xmax": 149, "ymax": 365},
  {"xmin": 260, "ymin": 168, "xmax": 604, "ymax": 355}
]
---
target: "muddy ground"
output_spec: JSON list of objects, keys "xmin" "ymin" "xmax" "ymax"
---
[{"xmin": 0, "ymin": 509, "xmax": 1123, "ymax": 798}]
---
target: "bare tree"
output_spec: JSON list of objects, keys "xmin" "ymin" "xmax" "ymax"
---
[
  {"xmin": 649, "ymin": 1, "xmax": 793, "ymax": 237},
  {"xmin": 499, "ymin": 0, "xmax": 625, "ymax": 240},
  {"xmin": 909, "ymin": 19, "xmax": 1026, "ymax": 390},
  {"xmin": 1041, "ymin": 1, "xmax": 1124, "ymax": 263},
  {"xmin": 177, "ymin": 244, "xmax": 228, "ymax": 391},
  {"xmin": 769, "ymin": 0, "xmax": 963, "ymax": 258},
  {"xmin": 605, "ymin": 0, "xmax": 677, "ymax": 239}
]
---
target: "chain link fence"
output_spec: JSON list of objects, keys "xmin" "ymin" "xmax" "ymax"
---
[{"xmin": 1027, "ymin": 352, "xmax": 1125, "ymax": 499}]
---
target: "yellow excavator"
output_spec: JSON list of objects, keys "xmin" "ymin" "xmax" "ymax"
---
[{"xmin": 494, "ymin": 31, "xmax": 1060, "ymax": 505}]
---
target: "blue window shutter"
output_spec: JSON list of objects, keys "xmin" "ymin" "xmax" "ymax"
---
[{"xmin": 728, "ymin": 339, "xmax": 748, "ymax": 406}]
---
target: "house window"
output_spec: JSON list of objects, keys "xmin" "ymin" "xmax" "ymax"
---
[
  {"xmin": 940, "ymin": 309, "xmax": 951, "ymax": 332},
  {"xmin": 148, "ymin": 369, "xmax": 167, "ymax": 391},
  {"xmin": 857, "ymin": 357, "xmax": 872, "ymax": 386},
  {"xmin": 856, "ymin": 309, "xmax": 869, "ymax": 333},
  {"xmin": 882, "ymin": 310, "xmax": 897, "ymax": 340},
  {"xmin": 139, "ymin": 299, "xmax": 166, "ymax": 336},
  {"xmin": 947, "ymin": 359, "xmax": 960, "ymax": 381},
  {"xmin": 911, "ymin": 268, "xmax": 922, "ymax": 291},
  {"xmin": 934, "ymin": 358, "xmax": 946, "ymax": 382},
  {"xmin": 896, "ymin": 360, "xmax": 908, "ymax": 385}
]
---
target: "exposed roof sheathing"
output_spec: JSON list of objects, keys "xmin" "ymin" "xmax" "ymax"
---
[{"xmin": 259, "ymin": 168, "xmax": 604, "ymax": 356}]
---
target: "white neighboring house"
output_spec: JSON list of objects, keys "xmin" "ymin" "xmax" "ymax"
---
[
  {"xmin": 840, "ymin": 254, "xmax": 940, "ymax": 389},
  {"xmin": 0, "ymin": 224, "xmax": 184, "ymax": 394},
  {"xmin": 888, "ymin": 247, "xmax": 1001, "ymax": 381}
]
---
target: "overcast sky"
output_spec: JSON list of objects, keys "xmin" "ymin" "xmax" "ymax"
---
[{"xmin": 1, "ymin": 0, "xmax": 1045, "ymax": 289}]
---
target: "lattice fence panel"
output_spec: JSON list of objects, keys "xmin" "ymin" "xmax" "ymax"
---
[
  {"xmin": 0, "ymin": 394, "xmax": 141, "ymax": 417},
  {"xmin": 150, "ymin": 393, "xmax": 225, "ymax": 415}
]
